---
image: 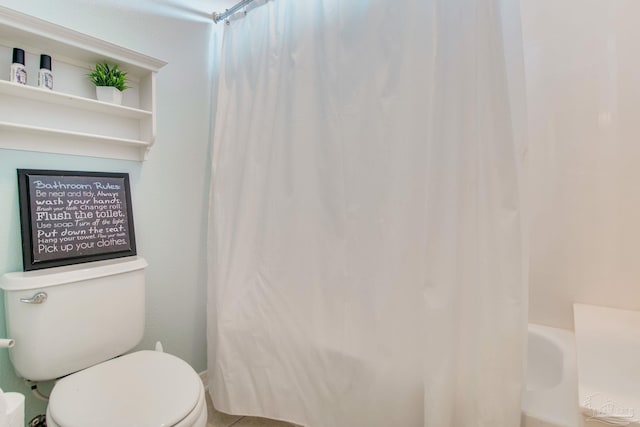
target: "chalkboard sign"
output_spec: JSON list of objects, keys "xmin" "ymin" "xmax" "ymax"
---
[{"xmin": 17, "ymin": 169, "xmax": 137, "ymax": 271}]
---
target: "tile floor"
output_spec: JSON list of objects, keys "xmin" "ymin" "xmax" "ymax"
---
[{"xmin": 206, "ymin": 392, "xmax": 298, "ymax": 427}]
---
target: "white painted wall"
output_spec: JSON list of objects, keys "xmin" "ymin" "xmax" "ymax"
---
[
  {"xmin": 0, "ymin": 0, "xmax": 227, "ymax": 420},
  {"xmin": 524, "ymin": 0, "xmax": 640, "ymax": 329}
]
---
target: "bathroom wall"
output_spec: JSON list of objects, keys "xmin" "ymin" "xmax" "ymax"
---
[
  {"xmin": 0, "ymin": 0, "xmax": 222, "ymax": 420},
  {"xmin": 523, "ymin": 0, "xmax": 640, "ymax": 329}
]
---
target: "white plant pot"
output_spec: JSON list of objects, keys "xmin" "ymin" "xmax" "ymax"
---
[{"xmin": 95, "ymin": 86, "xmax": 123, "ymax": 105}]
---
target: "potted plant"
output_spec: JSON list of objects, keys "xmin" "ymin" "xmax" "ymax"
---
[{"xmin": 88, "ymin": 63, "xmax": 128, "ymax": 105}]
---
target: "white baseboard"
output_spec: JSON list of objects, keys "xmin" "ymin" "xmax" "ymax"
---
[{"xmin": 199, "ymin": 370, "xmax": 208, "ymax": 391}]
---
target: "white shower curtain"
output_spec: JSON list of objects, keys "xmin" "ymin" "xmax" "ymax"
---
[{"xmin": 208, "ymin": 1, "xmax": 527, "ymax": 426}]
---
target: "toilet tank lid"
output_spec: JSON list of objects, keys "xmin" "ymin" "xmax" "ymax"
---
[{"xmin": 0, "ymin": 256, "xmax": 147, "ymax": 291}]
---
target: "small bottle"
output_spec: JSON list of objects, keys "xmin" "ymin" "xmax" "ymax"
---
[
  {"xmin": 10, "ymin": 48, "xmax": 27, "ymax": 85},
  {"xmin": 38, "ymin": 54, "xmax": 53, "ymax": 90}
]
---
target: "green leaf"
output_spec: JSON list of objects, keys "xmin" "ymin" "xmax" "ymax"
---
[{"xmin": 88, "ymin": 62, "xmax": 129, "ymax": 91}]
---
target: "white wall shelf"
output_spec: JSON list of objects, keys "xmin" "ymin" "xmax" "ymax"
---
[
  {"xmin": 0, "ymin": 80, "xmax": 153, "ymax": 119},
  {"xmin": 0, "ymin": 121, "xmax": 150, "ymax": 161},
  {"xmin": 0, "ymin": 6, "xmax": 167, "ymax": 161}
]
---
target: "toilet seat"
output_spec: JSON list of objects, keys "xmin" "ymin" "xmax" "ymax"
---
[{"xmin": 46, "ymin": 350, "xmax": 206, "ymax": 427}]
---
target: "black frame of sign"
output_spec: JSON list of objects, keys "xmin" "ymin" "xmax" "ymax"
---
[{"xmin": 17, "ymin": 169, "xmax": 137, "ymax": 271}]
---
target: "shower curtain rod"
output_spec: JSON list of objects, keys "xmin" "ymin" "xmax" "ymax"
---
[{"xmin": 213, "ymin": 0, "xmax": 256, "ymax": 23}]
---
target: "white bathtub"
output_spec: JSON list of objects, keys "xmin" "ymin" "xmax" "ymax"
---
[{"xmin": 522, "ymin": 324, "xmax": 579, "ymax": 427}]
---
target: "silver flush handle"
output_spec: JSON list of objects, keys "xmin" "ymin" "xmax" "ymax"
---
[{"xmin": 20, "ymin": 292, "xmax": 48, "ymax": 304}]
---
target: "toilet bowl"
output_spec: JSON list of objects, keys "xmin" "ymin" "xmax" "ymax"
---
[
  {"xmin": 45, "ymin": 351, "xmax": 207, "ymax": 427},
  {"xmin": 0, "ymin": 257, "xmax": 207, "ymax": 427}
]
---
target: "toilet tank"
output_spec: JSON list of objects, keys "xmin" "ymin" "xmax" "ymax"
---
[{"xmin": 0, "ymin": 256, "xmax": 147, "ymax": 381}]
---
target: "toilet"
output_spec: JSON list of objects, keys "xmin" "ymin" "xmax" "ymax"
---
[{"xmin": 0, "ymin": 257, "xmax": 207, "ymax": 427}]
